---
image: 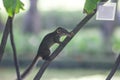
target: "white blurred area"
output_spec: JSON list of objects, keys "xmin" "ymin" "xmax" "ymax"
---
[
  {"xmin": 51, "ymin": 75, "xmax": 119, "ymax": 80},
  {"xmin": 0, "ymin": 0, "xmax": 85, "ymax": 12},
  {"xmin": 39, "ymin": 0, "xmax": 85, "ymax": 11}
]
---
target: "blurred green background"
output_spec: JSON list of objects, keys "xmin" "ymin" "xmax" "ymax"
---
[{"xmin": 0, "ymin": 0, "xmax": 120, "ymax": 80}]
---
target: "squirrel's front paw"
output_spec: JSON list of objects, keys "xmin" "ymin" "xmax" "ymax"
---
[{"xmin": 70, "ymin": 32, "xmax": 74, "ymax": 37}]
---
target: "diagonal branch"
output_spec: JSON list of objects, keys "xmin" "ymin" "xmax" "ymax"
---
[
  {"xmin": 34, "ymin": 12, "xmax": 96, "ymax": 80},
  {"xmin": 106, "ymin": 54, "xmax": 120, "ymax": 80},
  {"xmin": 9, "ymin": 16, "xmax": 21, "ymax": 80},
  {"xmin": 0, "ymin": 16, "xmax": 11, "ymax": 62}
]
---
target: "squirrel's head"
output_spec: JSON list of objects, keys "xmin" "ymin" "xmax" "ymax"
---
[{"xmin": 56, "ymin": 27, "xmax": 71, "ymax": 37}]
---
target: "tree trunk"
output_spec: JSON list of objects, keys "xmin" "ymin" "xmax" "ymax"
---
[
  {"xmin": 100, "ymin": 21, "xmax": 116, "ymax": 55},
  {"xmin": 23, "ymin": 0, "xmax": 41, "ymax": 34},
  {"xmin": 100, "ymin": 0, "xmax": 118, "ymax": 56}
]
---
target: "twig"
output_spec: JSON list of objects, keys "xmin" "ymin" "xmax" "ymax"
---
[
  {"xmin": 106, "ymin": 54, "xmax": 120, "ymax": 80},
  {"xmin": 34, "ymin": 12, "xmax": 96, "ymax": 80},
  {"xmin": 0, "ymin": 16, "xmax": 11, "ymax": 62},
  {"xmin": 9, "ymin": 16, "xmax": 21, "ymax": 80}
]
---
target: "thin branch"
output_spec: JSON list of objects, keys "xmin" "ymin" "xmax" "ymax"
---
[
  {"xmin": 34, "ymin": 12, "xmax": 96, "ymax": 80},
  {"xmin": 9, "ymin": 16, "xmax": 21, "ymax": 80},
  {"xmin": 106, "ymin": 54, "xmax": 120, "ymax": 80},
  {"xmin": 0, "ymin": 17, "xmax": 11, "ymax": 62}
]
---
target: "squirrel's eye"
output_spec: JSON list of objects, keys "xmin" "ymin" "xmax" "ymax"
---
[{"xmin": 57, "ymin": 29, "xmax": 61, "ymax": 33}]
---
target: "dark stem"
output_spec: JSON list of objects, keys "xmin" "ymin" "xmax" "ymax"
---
[
  {"xmin": 34, "ymin": 12, "xmax": 96, "ymax": 80},
  {"xmin": 9, "ymin": 16, "xmax": 21, "ymax": 80},
  {"xmin": 0, "ymin": 17, "xmax": 11, "ymax": 62},
  {"xmin": 106, "ymin": 54, "xmax": 120, "ymax": 80}
]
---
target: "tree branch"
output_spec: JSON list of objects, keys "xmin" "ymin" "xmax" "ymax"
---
[
  {"xmin": 0, "ymin": 17, "xmax": 11, "ymax": 62},
  {"xmin": 9, "ymin": 16, "xmax": 21, "ymax": 80},
  {"xmin": 34, "ymin": 12, "xmax": 96, "ymax": 80},
  {"xmin": 106, "ymin": 54, "xmax": 120, "ymax": 80}
]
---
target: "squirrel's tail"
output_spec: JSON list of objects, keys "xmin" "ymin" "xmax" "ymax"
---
[{"xmin": 21, "ymin": 54, "xmax": 41, "ymax": 79}]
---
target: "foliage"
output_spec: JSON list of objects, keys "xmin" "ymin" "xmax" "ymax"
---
[
  {"xmin": 83, "ymin": 0, "xmax": 108, "ymax": 14},
  {"xmin": 84, "ymin": 0, "xmax": 100, "ymax": 14},
  {"xmin": 67, "ymin": 29, "xmax": 102, "ymax": 56},
  {"xmin": 3, "ymin": 0, "xmax": 24, "ymax": 17}
]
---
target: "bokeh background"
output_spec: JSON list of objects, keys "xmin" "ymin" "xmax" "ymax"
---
[{"xmin": 0, "ymin": 0, "xmax": 120, "ymax": 80}]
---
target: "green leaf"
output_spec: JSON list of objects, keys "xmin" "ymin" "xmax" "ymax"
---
[
  {"xmin": 15, "ymin": 0, "xmax": 24, "ymax": 13},
  {"xmin": 84, "ymin": 0, "xmax": 100, "ymax": 14},
  {"xmin": 83, "ymin": 0, "xmax": 109, "ymax": 14},
  {"xmin": 3, "ymin": 0, "xmax": 24, "ymax": 17}
]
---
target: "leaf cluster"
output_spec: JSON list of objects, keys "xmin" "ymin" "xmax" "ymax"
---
[{"xmin": 3, "ymin": 0, "xmax": 24, "ymax": 17}]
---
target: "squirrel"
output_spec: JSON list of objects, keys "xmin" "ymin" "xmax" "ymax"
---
[{"xmin": 20, "ymin": 27, "xmax": 73, "ymax": 79}]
